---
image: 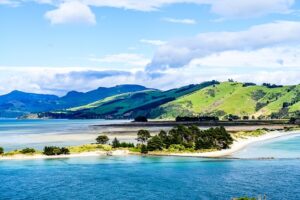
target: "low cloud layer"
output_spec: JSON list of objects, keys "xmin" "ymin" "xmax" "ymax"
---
[{"xmin": 0, "ymin": 64, "xmax": 299, "ymax": 96}]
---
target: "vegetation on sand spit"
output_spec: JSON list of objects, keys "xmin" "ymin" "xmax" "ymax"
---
[
  {"xmin": 134, "ymin": 125, "xmax": 233, "ymax": 154},
  {"xmin": 43, "ymin": 146, "xmax": 70, "ymax": 156}
]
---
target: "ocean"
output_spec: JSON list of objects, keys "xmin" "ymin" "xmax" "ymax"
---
[{"xmin": 1, "ymin": 119, "xmax": 300, "ymax": 199}]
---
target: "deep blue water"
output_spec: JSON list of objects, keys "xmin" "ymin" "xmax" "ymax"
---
[
  {"xmin": 1, "ymin": 120, "xmax": 300, "ymax": 199},
  {"xmin": 1, "ymin": 156, "xmax": 300, "ymax": 200}
]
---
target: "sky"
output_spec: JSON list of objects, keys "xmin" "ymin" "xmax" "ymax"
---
[{"xmin": 1, "ymin": 0, "xmax": 300, "ymax": 95}]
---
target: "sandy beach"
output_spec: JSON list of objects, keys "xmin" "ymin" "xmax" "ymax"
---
[
  {"xmin": 1, "ymin": 130, "xmax": 299, "ymax": 161},
  {"xmin": 0, "ymin": 150, "xmax": 130, "ymax": 161},
  {"xmin": 165, "ymin": 130, "xmax": 300, "ymax": 158}
]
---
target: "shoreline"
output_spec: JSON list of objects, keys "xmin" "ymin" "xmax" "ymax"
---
[
  {"xmin": 1, "ymin": 130, "xmax": 299, "ymax": 161},
  {"xmin": 158, "ymin": 130, "xmax": 300, "ymax": 158}
]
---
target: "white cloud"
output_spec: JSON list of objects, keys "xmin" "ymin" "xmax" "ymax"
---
[
  {"xmin": 211, "ymin": 0, "xmax": 294, "ymax": 19},
  {"xmin": 88, "ymin": 53, "xmax": 150, "ymax": 69},
  {"xmin": 0, "ymin": 63, "xmax": 299, "ymax": 96},
  {"xmin": 45, "ymin": 1, "xmax": 96, "ymax": 25},
  {"xmin": 140, "ymin": 39, "xmax": 166, "ymax": 46},
  {"xmin": 162, "ymin": 17, "xmax": 197, "ymax": 24},
  {"xmin": 190, "ymin": 46, "xmax": 300, "ymax": 68},
  {"xmin": 2, "ymin": 0, "xmax": 295, "ymax": 22},
  {"xmin": 147, "ymin": 21, "xmax": 300, "ymax": 71}
]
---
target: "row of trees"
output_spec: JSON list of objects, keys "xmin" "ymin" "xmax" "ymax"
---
[
  {"xmin": 95, "ymin": 125, "xmax": 233, "ymax": 154},
  {"xmin": 0, "ymin": 147, "xmax": 36, "ymax": 155},
  {"xmin": 175, "ymin": 116, "xmax": 219, "ymax": 122},
  {"xmin": 136, "ymin": 125, "xmax": 233, "ymax": 153},
  {"xmin": 43, "ymin": 146, "xmax": 70, "ymax": 156},
  {"xmin": 96, "ymin": 135, "xmax": 135, "ymax": 148}
]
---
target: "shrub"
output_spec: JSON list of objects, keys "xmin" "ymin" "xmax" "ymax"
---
[
  {"xmin": 0, "ymin": 147, "xmax": 4, "ymax": 155},
  {"xmin": 119, "ymin": 142, "xmax": 135, "ymax": 148},
  {"xmin": 20, "ymin": 148, "xmax": 36, "ymax": 154},
  {"xmin": 168, "ymin": 144, "xmax": 185, "ymax": 152},
  {"xmin": 96, "ymin": 135, "xmax": 109, "ymax": 144},
  {"xmin": 140, "ymin": 144, "xmax": 148, "ymax": 154}
]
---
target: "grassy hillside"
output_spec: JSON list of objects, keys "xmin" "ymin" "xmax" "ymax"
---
[
  {"xmin": 34, "ymin": 81, "xmax": 300, "ymax": 119},
  {"xmin": 155, "ymin": 82, "xmax": 300, "ymax": 119},
  {"xmin": 43, "ymin": 81, "xmax": 219, "ymax": 119}
]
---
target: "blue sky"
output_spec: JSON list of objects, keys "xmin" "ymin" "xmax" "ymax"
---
[{"xmin": 1, "ymin": 0, "xmax": 300, "ymax": 95}]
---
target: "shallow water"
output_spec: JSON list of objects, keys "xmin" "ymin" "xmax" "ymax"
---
[
  {"xmin": 0, "ymin": 119, "xmax": 130, "ymax": 150},
  {"xmin": 234, "ymin": 133, "xmax": 300, "ymax": 158}
]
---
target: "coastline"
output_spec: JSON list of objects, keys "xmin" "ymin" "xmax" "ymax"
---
[
  {"xmin": 1, "ymin": 130, "xmax": 299, "ymax": 161},
  {"xmin": 160, "ymin": 130, "xmax": 300, "ymax": 158},
  {"xmin": 0, "ymin": 150, "xmax": 129, "ymax": 161}
]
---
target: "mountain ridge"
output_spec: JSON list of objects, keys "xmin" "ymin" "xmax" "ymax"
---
[{"xmin": 0, "ymin": 84, "xmax": 148, "ymax": 118}]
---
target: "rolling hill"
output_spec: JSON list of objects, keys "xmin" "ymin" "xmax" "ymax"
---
[
  {"xmin": 39, "ymin": 81, "xmax": 219, "ymax": 119},
  {"xmin": 38, "ymin": 81, "xmax": 300, "ymax": 120},
  {"xmin": 155, "ymin": 82, "xmax": 300, "ymax": 119}
]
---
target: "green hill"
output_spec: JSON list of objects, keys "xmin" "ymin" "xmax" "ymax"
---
[
  {"xmin": 41, "ymin": 81, "xmax": 218, "ymax": 119},
  {"xmin": 33, "ymin": 81, "xmax": 300, "ymax": 120},
  {"xmin": 155, "ymin": 82, "xmax": 300, "ymax": 119}
]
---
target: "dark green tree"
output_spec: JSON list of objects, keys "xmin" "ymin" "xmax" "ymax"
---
[
  {"xmin": 0, "ymin": 147, "xmax": 4, "ymax": 154},
  {"xmin": 96, "ymin": 135, "xmax": 109, "ymax": 144},
  {"xmin": 140, "ymin": 144, "xmax": 148, "ymax": 154},
  {"xmin": 43, "ymin": 146, "xmax": 69, "ymax": 156},
  {"xmin": 137, "ymin": 130, "xmax": 151, "ymax": 143},
  {"xmin": 134, "ymin": 116, "xmax": 148, "ymax": 122},
  {"xmin": 147, "ymin": 135, "xmax": 164, "ymax": 151},
  {"xmin": 158, "ymin": 130, "xmax": 171, "ymax": 148},
  {"xmin": 112, "ymin": 137, "xmax": 121, "ymax": 148},
  {"xmin": 60, "ymin": 147, "xmax": 70, "ymax": 155}
]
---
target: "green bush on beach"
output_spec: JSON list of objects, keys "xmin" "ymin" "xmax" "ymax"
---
[
  {"xmin": 20, "ymin": 148, "xmax": 36, "ymax": 154},
  {"xmin": 68, "ymin": 144, "xmax": 112, "ymax": 153},
  {"xmin": 136, "ymin": 125, "xmax": 233, "ymax": 154},
  {"xmin": 43, "ymin": 146, "xmax": 70, "ymax": 156},
  {"xmin": 0, "ymin": 147, "xmax": 4, "ymax": 155}
]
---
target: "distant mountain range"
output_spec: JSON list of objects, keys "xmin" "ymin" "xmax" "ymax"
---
[
  {"xmin": 1, "ymin": 81, "xmax": 300, "ymax": 119},
  {"xmin": 0, "ymin": 85, "xmax": 148, "ymax": 118}
]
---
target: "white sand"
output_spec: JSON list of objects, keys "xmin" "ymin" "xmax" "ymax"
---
[
  {"xmin": 1, "ymin": 131, "xmax": 299, "ymax": 160},
  {"xmin": 166, "ymin": 130, "xmax": 300, "ymax": 158},
  {"xmin": 0, "ymin": 150, "xmax": 129, "ymax": 161}
]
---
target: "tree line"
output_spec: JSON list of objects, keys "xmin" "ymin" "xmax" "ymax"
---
[{"xmin": 136, "ymin": 125, "xmax": 233, "ymax": 153}]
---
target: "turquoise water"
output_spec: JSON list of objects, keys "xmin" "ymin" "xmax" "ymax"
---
[
  {"xmin": 234, "ymin": 133, "xmax": 300, "ymax": 158},
  {"xmin": 1, "ymin": 120, "xmax": 300, "ymax": 199},
  {"xmin": 0, "ymin": 156, "xmax": 300, "ymax": 199}
]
